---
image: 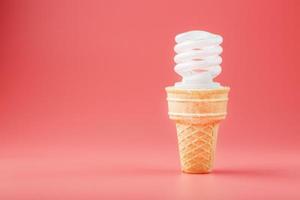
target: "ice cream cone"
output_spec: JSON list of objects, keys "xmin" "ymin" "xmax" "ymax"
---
[{"xmin": 166, "ymin": 86, "xmax": 230, "ymax": 173}]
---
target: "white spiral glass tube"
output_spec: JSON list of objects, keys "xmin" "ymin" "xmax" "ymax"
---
[{"xmin": 174, "ymin": 31, "xmax": 223, "ymax": 89}]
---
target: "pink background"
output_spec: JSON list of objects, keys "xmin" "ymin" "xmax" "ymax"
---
[{"xmin": 1, "ymin": 0, "xmax": 299, "ymax": 199}]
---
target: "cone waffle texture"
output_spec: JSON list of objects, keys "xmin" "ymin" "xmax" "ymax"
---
[
  {"xmin": 176, "ymin": 122, "xmax": 219, "ymax": 173},
  {"xmin": 166, "ymin": 86, "xmax": 229, "ymax": 173}
]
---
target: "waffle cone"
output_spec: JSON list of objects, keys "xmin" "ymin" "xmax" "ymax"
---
[{"xmin": 166, "ymin": 86, "xmax": 230, "ymax": 173}]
